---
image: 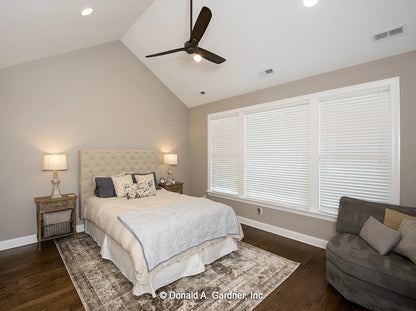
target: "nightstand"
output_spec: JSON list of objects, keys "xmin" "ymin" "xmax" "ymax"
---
[
  {"xmin": 158, "ymin": 182, "xmax": 183, "ymax": 194},
  {"xmin": 34, "ymin": 193, "xmax": 77, "ymax": 250}
]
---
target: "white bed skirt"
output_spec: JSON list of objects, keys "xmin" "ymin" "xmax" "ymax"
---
[{"xmin": 84, "ymin": 220, "xmax": 239, "ymax": 297}]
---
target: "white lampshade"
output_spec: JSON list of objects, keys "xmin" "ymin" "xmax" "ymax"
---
[
  {"xmin": 163, "ymin": 153, "xmax": 178, "ymax": 165},
  {"xmin": 42, "ymin": 154, "xmax": 68, "ymax": 171}
]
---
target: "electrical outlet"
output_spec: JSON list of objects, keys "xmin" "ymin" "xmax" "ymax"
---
[{"xmin": 257, "ymin": 207, "xmax": 263, "ymax": 215}]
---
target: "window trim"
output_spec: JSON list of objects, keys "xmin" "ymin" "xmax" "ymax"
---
[{"xmin": 207, "ymin": 77, "xmax": 400, "ymax": 220}]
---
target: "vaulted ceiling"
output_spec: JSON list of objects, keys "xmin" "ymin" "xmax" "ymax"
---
[{"xmin": 1, "ymin": 0, "xmax": 416, "ymax": 107}]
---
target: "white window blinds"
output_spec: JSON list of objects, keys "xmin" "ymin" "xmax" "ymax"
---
[
  {"xmin": 319, "ymin": 88, "xmax": 392, "ymax": 214},
  {"xmin": 209, "ymin": 114, "xmax": 239, "ymax": 195},
  {"xmin": 244, "ymin": 103, "xmax": 310, "ymax": 208},
  {"xmin": 208, "ymin": 78, "xmax": 399, "ymax": 219}
]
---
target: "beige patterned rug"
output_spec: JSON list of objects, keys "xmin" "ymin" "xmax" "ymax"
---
[{"xmin": 56, "ymin": 233, "xmax": 299, "ymax": 311}]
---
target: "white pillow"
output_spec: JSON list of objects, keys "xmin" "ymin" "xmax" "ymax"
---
[
  {"xmin": 133, "ymin": 173, "xmax": 157, "ymax": 198},
  {"xmin": 111, "ymin": 174, "xmax": 133, "ymax": 198}
]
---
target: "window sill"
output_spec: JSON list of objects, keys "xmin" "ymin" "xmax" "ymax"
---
[{"xmin": 206, "ymin": 191, "xmax": 338, "ymax": 223}]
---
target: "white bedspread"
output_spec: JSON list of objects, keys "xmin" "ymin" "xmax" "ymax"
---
[
  {"xmin": 118, "ymin": 198, "xmax": 240, "ymax": 272},
  {"xmin": 84, "ymin": 189, "xmax": 243, "ymax": 286}
]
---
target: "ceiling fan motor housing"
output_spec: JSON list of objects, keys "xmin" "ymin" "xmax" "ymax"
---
[
  {"xmin": 185, "ymin": 40, "xmax": 198, "ymax": 54},
  {"xmin": 145, "ymin": 1, "xmax": 225, "ymax": 64}
]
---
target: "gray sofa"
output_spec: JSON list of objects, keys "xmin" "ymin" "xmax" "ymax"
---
[{"xmin": 326, "ymin": 196, "xmax": 416, "ymax": 311}]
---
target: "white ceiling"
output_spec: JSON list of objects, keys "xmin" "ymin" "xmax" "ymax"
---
[
  {"xmin": 1, "ymin": 1, "xmax": 416, "ymax": 108},
  {"xmin": 0, "ymin": 0, "xmax": 154, "ymax": 69}
]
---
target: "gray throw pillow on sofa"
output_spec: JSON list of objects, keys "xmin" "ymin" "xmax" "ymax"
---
[
  {"xmin": 395, "ymin": 218, "xmax": 416, "ymax": 264},
  {"xmin": 359, "ymin": 216, "xmax": 401, "ymax": 255}
]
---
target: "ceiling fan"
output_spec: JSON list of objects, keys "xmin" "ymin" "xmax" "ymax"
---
[{"xmin": 145, "ymin": 0, "xmax": 226, "ymax": 64}]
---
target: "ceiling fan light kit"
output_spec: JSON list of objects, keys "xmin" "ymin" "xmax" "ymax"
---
[
  {"xmin": 146, "ymin": 0, "xmax": 226, "ymax": 64},
  {"xmin": 194, "ymin": 54, "xmax": 202, "ymax": 62},
  {"xmin": 303, "ymin": 0, "xmax": 319, "ymax": 7}
]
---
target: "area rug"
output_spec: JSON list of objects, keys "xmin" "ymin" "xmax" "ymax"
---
[{"xmin": 56, "ymin": 233, "xmax": 299, "ymax": 311}]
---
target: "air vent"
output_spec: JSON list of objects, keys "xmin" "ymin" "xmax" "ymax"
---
[
  {"xmin": 389, "ymin": 26, "xmax": 404, "ymax": 36},
  {"xmin": 265, "ymin": 68, "xmax": 274, "ymax": 74},
  {"xmin": 374, "ymin": 31, "xmax": 388, "ymax": 41},
  {"xmin": 373, "ymin": 25, "xmax": 406, "ymax": 41}
]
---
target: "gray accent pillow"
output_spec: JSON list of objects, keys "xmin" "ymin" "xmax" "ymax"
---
[
  {"xmin": 359, "ymin": 216, "xmax": 401, "ymax": 255},
  {"xmin": 395, "ymin": 218, "xmax": 416, "ymax": 264},
  {"xmin": 94, "ymin": 177, "xmax": 116, "ymax": 198}
]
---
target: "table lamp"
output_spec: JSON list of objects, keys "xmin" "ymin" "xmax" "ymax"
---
[
  {"xmin": 163, "ymin": 153, "xmax": 178, "ymax": 184},
  {"xmin": 42, "ymin": 154, "xmax": 68, "ymax": 198}
]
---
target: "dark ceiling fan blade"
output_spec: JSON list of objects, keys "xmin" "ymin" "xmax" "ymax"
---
[
  {"xmin": 146, "ymin": 47, "xmax": 186, "ymax": 58},
  {"xmin": 190, "ymin": 6, "xmax": 212, "ymax": 44},
  {"xmin": 197, "ymin": 48, "xmax": 226, "ymax": 64}
]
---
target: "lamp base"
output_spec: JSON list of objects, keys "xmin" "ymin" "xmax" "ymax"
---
[
  {"xmin": 166, "ymin": 166, "xmax": 174, "ymax": 184},
  {"xmin": 51, "ymin": 171, "xmax": 62, "ymax": 199}
]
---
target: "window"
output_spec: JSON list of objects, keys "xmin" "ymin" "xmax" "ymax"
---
[
  {"xmin": 208, "ymin": 113, "xmax": 239, "ymax": 195},
  {"xmin": 208, "ymin": 78, "xmax": 400, "ymax": 219},
  {"xmin": 319, "ymin": 89, "xmax": 395, "ymax": 214},
  {"xmin": 244, "ymin": 102, "xmax": 310, "ymax": 209}
]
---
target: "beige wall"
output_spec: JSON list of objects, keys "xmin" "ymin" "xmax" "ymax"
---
[
  {"xmin": 0, "ymin": 41, "xmax": 189, "ymax": 241},
  {"xmin": 188, "ymin": 50, "xmax": 416, "ymax": 241}
]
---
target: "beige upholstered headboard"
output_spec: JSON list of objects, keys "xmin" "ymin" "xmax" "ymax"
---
[{"xmin": 78, "ymin": 149, "xmax": 157, "ymax": 219}]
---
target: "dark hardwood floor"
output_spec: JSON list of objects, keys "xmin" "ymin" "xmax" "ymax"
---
[{"xmin": 0, "ymin": 224, "xmax": 366, "ymax": 311}]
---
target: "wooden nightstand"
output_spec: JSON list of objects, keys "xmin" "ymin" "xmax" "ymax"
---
[
  {"xmin": 34, "ymin": 193, "xmax": 77, "ymax": 250},
  {"xmin": 158, "ymin": 182, "xmax": 183, "ymax": 194}
]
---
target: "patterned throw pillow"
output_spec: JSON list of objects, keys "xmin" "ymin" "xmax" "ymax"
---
[
  {"xmin": 111, "ymin": 174, "xmax": 134, "ymax": 198},
  {"xmin": 125, "ymin": 184, "xmax": 139, "ymax": 200},
  {"xmin": 133, "ymin": 173, "xmax": 157, "ymax": 198}
]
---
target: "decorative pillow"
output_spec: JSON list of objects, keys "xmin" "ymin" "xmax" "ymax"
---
[
  {"xmin": 94, "ymin": 177, "xmax": 116, "ymax": 198},
  {"xmin": 125, "ymin": 183, "xmax": 139, "ymax": 200},
  {"xmin": 395, "ymin": 218, "xmax": 416, "ymax": 264},
  {"xmin": 133, "ymin": 173, "xmax": 157, "ymax": 198},
  {"xmin": 131, "ymin": 172, "xmax": 161, "ymax": 190},
  {"xmin": 359, "ymin": 216, "xmax": 401, "ymax": 255},
  {"xmin": 384, "ymin": 208, "xmax": 416, "ymax": 230},
  {"xmin": 111, "ymin": 174, "xmax": 134, "ymax": 198}
]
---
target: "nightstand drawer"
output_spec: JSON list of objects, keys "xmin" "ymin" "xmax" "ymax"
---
[
  {"xmin": 40, "ymin": 200, "xmax": 74, "ymax": 212},
  {"xmin": 167, "ymin": 185, "xmax": 182, "ymax": 193},
  {"xmin": 158, "ymin": 182, "xmax": 183, "ymax": 194}
]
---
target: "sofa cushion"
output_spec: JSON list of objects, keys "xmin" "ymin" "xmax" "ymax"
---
[
  {"xmin": 326, "ymin": 233, "xmax": 416, "ymax": 299},
  {"xmin": 359, "ymin": 216, "xmax": 401, "ymax": 255}
]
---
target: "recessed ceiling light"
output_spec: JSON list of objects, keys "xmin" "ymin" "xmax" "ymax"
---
[
  {"xmin": 81, "ymin": 8, "xmax": 94, "ymax": 16},
  {"xmin": 303, "ymin": 0, "xmax": 319, "ymax": 7},
  {"xmin": 194, "ymin": 54, "xmax": 202, "ymax": 62}
]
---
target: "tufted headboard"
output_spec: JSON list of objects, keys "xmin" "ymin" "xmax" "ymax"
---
[{"xmin": 78, "ymin": 149, "xmax": 157, "ymax": 219}]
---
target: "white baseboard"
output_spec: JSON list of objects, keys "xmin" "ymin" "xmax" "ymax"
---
[
  {"xmin": 238, "ymin": 216, "xmax": 328, "ymax": 249},
  {"xmin": 76, "ymin": 224, "xmax": 85, "ymax": 233},
  {"xmin": 0, "ymin": 224, "xmax": 85, "ymax": 251},
  {"xmin": 0, "ymin": 234, "xmax": 38, "ymax": 251},
  {"xmin": 0, "ymin": 218, "xmax": 329, "ymax": 251}
]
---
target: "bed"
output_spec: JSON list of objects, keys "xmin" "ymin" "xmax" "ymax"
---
[{"xmin": 78, "ymin": 149, "xmax": 243, "ymax": 297}]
